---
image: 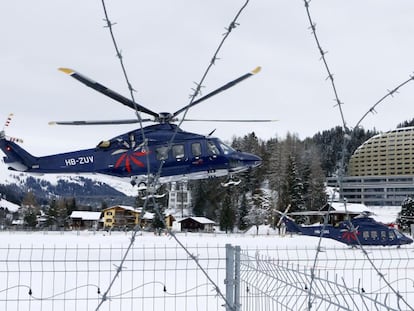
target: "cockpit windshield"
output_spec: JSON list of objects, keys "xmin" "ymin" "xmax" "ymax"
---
[
  {"xmin": 394, "ymin": 229, "xmax": 403, "ymax": 239},
  {"xmin": 218, "ymin": 141, "xmax": 235, "ymax": 155}
]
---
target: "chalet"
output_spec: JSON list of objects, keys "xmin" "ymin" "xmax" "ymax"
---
[
  {"xmin": 178, "ymin": 217, "xmax": 215, "ymax": 232},
  {"xmin": 102, "ymin": 205, "xmax": 173, "ymax": 230},
  {"xmin": 70, "ymin": 211, "xmax": 102, "ymax": 230},
  {"xmin": 102, "ymin": 205, "xmax": 140, "ymax": 229}
]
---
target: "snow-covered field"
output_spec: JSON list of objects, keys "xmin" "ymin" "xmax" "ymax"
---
[{"xmin": 0, "ymin": 226, "xmax": 413, "ymax": 311}]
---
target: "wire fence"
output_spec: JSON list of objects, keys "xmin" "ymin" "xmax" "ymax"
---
[
  {"xmin": 0, "ymin": 238, "xmax": 227, "ymax": 311},
  {"xmin": 1, "ymin": 232, "xmax": 414, "ymax": 311},
  {"xmin": 239, "ymin": 246, "xmax": 414, "ymax": 310}
]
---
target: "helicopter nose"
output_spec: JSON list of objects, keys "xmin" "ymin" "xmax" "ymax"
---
[
  {"xmin": 247, "ymin": 153, "xmax": 262, "ymax": 168},
  {"xmin": 404, "ymin": 236, "xmax": 413, "ymax": 245},
  {"xmin": 229, "ymin": 152, "xmax": 262, "ymax": 172}
]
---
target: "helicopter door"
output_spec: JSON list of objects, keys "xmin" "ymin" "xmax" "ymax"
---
[
  {"xmin": 155, "ymin": 143, "xmax": 188, "ymax": 177},
  {"xmin": 191, "ymin": 142, "xmax": 202, "ymax": 160}
]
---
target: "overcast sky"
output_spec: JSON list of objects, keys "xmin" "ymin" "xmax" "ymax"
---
[{"xmin": 1, "ymin": 0, "xmax": 414, "ymax": 156}]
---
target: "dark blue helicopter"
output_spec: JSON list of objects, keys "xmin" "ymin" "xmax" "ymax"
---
[
  {"xmin": 0, "ymin": 67, "xmax": 268, "ymax": 187},
  {"xmin": 278, "ymin": 206, "xmax": 413, "ymax": 247}
]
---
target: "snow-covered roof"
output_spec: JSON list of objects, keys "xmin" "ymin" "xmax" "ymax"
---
[
  {"xmin": 0, "ymin": 198, "xmax": 19, "ymax": 213},
  {"xmin": 178, "ymin": 217, "xmax": 215, "ymax": 224},
  {"xmin": 11, "ymin": 219, "xmax": 24, "ymax": 225},
  {"xmin": 142, "ymin": 212, "xmax": 154, "ymax": 220},
  {"xmin": 331, "ymin": 202, "xmax": 368, "ymax": 213},
  {"xmin": 70, "ymin": 211, "xmax": 102, "ymax": 221},
  {"xmin": 103, "ymin": 205, "xmax": 139, "ymax": 213}
]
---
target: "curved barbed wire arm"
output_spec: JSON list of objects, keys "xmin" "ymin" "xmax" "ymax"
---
[
  {"xmin": 100, "ymin": 0, "xmax": 151, "ymax": 173},
  {"xmin": 149, "ymin": 3, "xmax": 252, "ymax": 311},
  {"xmin": 95, "ymin": 2, "xmax": 154, "ymax": 309},
  {"xmin": 354, "ymin": 74, "xmax": 414, "ymax": 129},
  {"xmin": 303, "ymin": 0, "xmax": 347, "ymax": 132},
  {"xmin": 153, "ymin": 0, "xmax": 251, "ymax": 185}
]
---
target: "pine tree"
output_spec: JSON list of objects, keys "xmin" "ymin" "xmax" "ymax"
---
[
  {"xmin": 238, "ymin": 193, "xmax": 249, "ymax": 231},
  {"xmin": 46, "ymin": 199, "xmax": 59, "ymax": 227},
  {"xmin": 244, "ymin": 205, "xmax": 268, "ymax": 235},
  {"xmin": 21, "ymin": 191, "xmax": 40, "ymax": 228},
  {"xmin": 301, "ymin": 145, "xmax": 327, "ymax": 210},
  {"xmin": 398, "ymin": 197, "xmax": 414, "ymax": 231},
  {"xmin": 191, "ymin": 180, "xmax": 207, "ymax": 217},
  {"xmin": 278, "ymin": 155, "xmax": 304, "ymax": 213},
  {"xmin": 219, "ymin": 191, "xmax": 235, "ymax": 233},
  {"xmin": 24, "ymin": 208, "xmax": 38, "ymax": 228}
]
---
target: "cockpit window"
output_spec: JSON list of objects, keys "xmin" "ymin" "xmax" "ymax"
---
[
  {"xmin": 219, "ymin": 141, "xmax": 235, "ymax": 155},
  {"xmin": 394, "ymin": 229, "xmax": 403, "ymax": 239},
  {"xmin": 207, "ymin": 140, "xmax": 220, "ymax": 156}
]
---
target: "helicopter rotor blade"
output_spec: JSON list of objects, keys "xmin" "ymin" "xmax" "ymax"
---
[
  {"xmin": 49, "ymin": 119, "xmax": 153, "ymax": 126},
  {"xmin": 58, "ymin": 68, "xmax": 159, "ymax": 119},
  {"xmin": 179, "ymin": 118, "xmax": 278, "ymax": 123},
  {"xmin": 173, "ymin": 66, "xmax": 261, "ymax": 118}
]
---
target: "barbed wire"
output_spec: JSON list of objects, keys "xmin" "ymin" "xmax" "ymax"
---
[
  {"xmin": 301, "ymin": 1, "xmax": 414, "ymax": 310},
  {"xmin": 98, "ymin": 6, "xmax": 153, "ymax": 305},
  {"xmin": 96, "ymin": 1, "xmax": 251, "ymax": 311},
  {"xmin": 303, "ymin": 0, "xmax": 347, "ymax": 132},
  {"xmin": 355, "ymin": 74, "xmax": 414, "ymax": 129}
]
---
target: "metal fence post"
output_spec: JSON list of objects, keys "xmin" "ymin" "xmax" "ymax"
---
[
  {"xmin": 225, "ymin": 244, "xmax": 235, "ymax": 311},
  {"xmin": 234, "ymin": 245, "xmax": 241, "ymax": 311}
]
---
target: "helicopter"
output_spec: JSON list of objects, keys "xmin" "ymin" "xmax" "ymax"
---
[
  {"xmin": 277, "ymin": 206, "xmax": 413, "ymax": 247},
  {"xmin": 0, "ymin": 66, "xmax": 270, "ymax": 188}
]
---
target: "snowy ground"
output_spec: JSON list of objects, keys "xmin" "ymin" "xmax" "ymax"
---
[{"xmin": 0, "ymin": 225, "xmax": 413, "ymax": 311}]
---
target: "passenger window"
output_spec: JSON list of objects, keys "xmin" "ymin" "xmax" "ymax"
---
[
  {"xmin": 389, "ymin": 231, "xmax": 395, "ymax": 240},
  {"xmin": 173, "ymin": 144, "xmax": 185, "ymax": 160},
  {"xmin": 191, "ymin": 143, "xmax": 202, "ymax": 158},
  {"xmin": 207, "ymin": 140, "xmax": 220, "ymax": 156},
  {"xmin": 156, "ymin": 146, "xmax": 169, "ymax": 160},
  {"xmin": 370, "ymin": 231, "xmax": 378, "ymax": 240},
  {"xmin": 363, "ymin": 231, "xmax": 369, "ymax": 240}
]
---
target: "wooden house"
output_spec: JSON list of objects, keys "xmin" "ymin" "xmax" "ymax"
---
[
  {"xmin": 178, "ymin": 217, "xmax": 215, "ymax": 232},
  {"xmin": 70, "ymin": 211, "xmax": 102, "ymax": 230}
]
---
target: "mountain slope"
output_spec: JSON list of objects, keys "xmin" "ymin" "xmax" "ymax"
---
[{"xmin": 0, "ymin": 162, "xmax": 137, "ymax": 207}]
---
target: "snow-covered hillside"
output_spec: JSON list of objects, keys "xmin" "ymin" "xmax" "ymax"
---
[
  {"xmin": 0, "ymin": 157, "xmax": 137, "ymax": 197},
  {"xmin": 0, "ymin": 196, "xmax": 19, "ymax": 212}
]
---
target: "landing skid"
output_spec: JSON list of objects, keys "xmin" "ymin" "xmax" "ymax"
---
[
  {"xmin": 221, "ymin": 177, "xmax": 241, "ymax": 187},
  {"xmin": 130, "ymin": 175, "xmax": 161, "ymax": 196}
]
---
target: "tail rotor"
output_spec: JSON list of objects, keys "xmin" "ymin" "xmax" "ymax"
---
[
  {"xmin": 276, "ymin": 204, "xmax": 291, "ymax": 227},
  {"xmin": 1, "ymin": 113, "xmax": 24, "ymax": 143}
]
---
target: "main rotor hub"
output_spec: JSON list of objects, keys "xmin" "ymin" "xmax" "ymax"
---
[{"xmin": 157, "ymin": 112, "xmax": 174, "ymax": 123}]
